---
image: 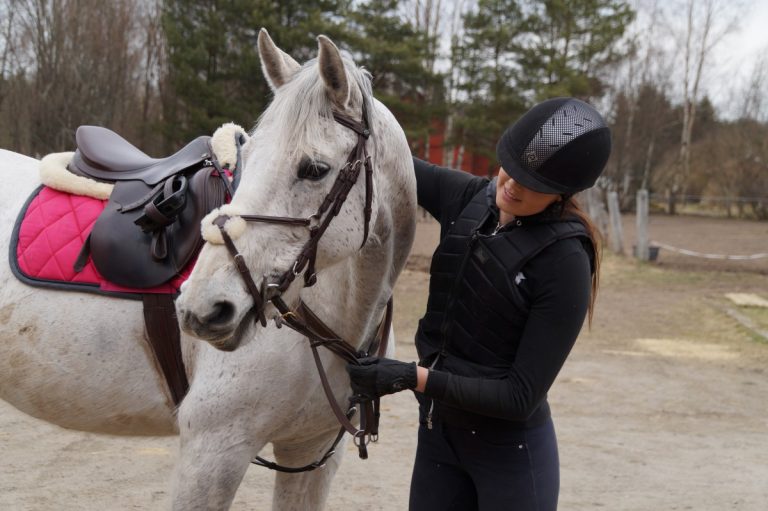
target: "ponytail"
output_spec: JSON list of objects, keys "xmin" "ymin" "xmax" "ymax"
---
[{"xmin": 562, "ymin": 197, "xmax": 602, "ymax": 328}]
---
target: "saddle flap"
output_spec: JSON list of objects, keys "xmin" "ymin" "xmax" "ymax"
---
[{"xmin": 88, "ymin": 167, "xmax": 227, "ymax": 288}]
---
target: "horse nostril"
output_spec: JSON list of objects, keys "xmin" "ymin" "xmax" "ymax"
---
[{"xmin": 204, "ymin": 301, "xmax": 236, "ymax": 326}]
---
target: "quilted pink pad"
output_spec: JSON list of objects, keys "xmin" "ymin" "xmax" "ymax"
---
[{"xmin": 15, "ymin": 186, "xmax": 192, "ymax": 294}]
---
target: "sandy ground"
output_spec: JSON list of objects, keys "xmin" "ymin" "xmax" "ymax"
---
[{"xmin": 2, "ymin": 214, "xmax": 768, "ymax": 510}]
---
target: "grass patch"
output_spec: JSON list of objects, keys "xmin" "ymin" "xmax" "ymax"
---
[
  {"xmin": 601, "ymin": 251, "xmax": 768, "ymax": 291},
  {"xmin": 600, "ymin": 252, "xmax": 734, "ymax": 288},
  {"xmin": 734, "ymin": 307, "xmax": 768, "ymax": 344}
]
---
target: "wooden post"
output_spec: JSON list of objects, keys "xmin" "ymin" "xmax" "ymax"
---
[
  {"xmin": 607, "ymin": 191, "xmax": 624, "ymax": 255},
  {"xmin": 636, "ymin": 189, "xmax": 649, "ymax": 261},
  {"xmin": 582, "ymin": 188, "xmax": 609, "ymax": 239}
]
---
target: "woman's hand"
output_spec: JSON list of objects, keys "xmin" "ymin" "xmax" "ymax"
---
[{"xmin": 346, "ymin": 357, "xmax": 417, "ymax": 400}]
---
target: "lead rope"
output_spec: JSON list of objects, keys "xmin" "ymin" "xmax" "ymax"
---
[
  {"xmin": 251, "ymin": 413, "xmax": 353, "ymax": 473},
  {"xmin": 215, "ymin": 221, "xmax": 390, "ymax": 469},
  {"xmin": 244, "ymin": 296, "xmax": 393, "ymax": 472},
  {"xmin": 270, "ymin": 295, "xmax": 393, "ymax": 460}
]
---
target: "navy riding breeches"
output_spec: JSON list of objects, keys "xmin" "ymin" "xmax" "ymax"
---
[{"xmin": 409, "ymin": 417, "xmax": 559, "ymax": 510}]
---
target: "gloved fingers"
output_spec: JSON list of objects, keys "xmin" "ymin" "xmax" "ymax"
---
[
  {"xmin": 346, "ymin": 363, "xmax": 379, "ymax": 398},
  {"xmin": 346, "ymin": 362, "xmax": 375, "ymax": 379},
  {"xmin": 356, "ymin": 356, "xmax": 381, "ymax": 366}
]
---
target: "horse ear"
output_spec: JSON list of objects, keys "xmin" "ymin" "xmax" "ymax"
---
[
  {"xmin": 317, "ymin": 35, "xmax": 350, "ymax": 107},
  {"xmin": 257, "ymin": 28, "xmax": 300, "ymax": 91}
]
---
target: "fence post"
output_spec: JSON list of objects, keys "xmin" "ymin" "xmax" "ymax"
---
[
  {"xmin": 636, "ymin": 189, "xmax": 649, "ymax": 261},
  {"xmin": 582, "ymin": 188, "xmax": 609, "ymax": 239},
  {"xmin": 607, "ymin": 191, "xmax": 624, "ymax": 255}
]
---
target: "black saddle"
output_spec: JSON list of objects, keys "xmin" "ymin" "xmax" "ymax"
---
[
  {"xmin": 71, "ymin": 125, "xmax": 231, "ymax": 289},
  {"xmin": 71, "ymin": 125, "xmax": 213, "ymax": 185}
]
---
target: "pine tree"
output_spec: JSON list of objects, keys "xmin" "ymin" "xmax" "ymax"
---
[
  {"xmin": 519, "ymin": 0, "xmax": 634, "ymax": 100},
  {"xmin": 161, "ymin": 0, "xmax": 352, "ymax": 148},
  {"xmin": 451, "ymin": 0, "xmax": 527, "ymax": 174},
  {"xmin": 343, "ymin": 0, "xmax": 443, "ymax": 146}
]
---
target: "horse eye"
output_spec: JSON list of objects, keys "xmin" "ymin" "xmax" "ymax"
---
[{"xmin": 297, "ymin": 159, "xmax": 331, "ymax": 181}]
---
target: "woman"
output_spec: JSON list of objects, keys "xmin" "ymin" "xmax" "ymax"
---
[{"xmin": 347, "ymin": 97, "xmax": 611, "ymax": 510}]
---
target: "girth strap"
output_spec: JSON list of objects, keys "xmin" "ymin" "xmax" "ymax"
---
[{"xmin": 142, "ymin": 294, "xmax": 189, "ymax": 406}]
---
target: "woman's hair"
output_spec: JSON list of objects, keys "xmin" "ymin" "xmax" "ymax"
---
[{"xmin": 561, "ymin": 196, "xmax": 602, "ymax": 327}]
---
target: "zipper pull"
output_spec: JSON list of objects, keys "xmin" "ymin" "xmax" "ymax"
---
[
  {"xmin": 426, "ymin": 400, "xmax": 435, "ymax": 430},
  {"xmin": 425, "ymin": 357, "xmax": 440, "ymax": 431},
  {"xmin": 491, "ymin": 221, "xmax": 502, "ymax": 236}
]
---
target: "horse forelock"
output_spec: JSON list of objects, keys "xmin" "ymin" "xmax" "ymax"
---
[{"xmin": 250, "ymin": 54, "xmax": 374, "ymax": 161}]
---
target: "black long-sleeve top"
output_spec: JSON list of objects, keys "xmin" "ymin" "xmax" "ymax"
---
[{"xmin": 413, "ymin": 157, "xmax": 592, "ymax": 427}]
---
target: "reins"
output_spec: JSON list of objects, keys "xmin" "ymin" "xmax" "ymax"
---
[{"xmin": 210, "ymin": 102, "xmax": 393, "ymax": 471}]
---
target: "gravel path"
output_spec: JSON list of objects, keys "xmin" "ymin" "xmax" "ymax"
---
[{"xmin": 2, "ymin": 216, "xmax": 767, "ymax": 510}]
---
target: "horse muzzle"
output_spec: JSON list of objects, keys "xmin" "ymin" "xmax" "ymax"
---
[{"xmin": 179, "ymin": 300, "xmax": 239, "ymax": 341}]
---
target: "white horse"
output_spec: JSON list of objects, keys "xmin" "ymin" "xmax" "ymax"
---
[{"xmin": 0, "ymin": 30, "xmax": 416, "ymax": 510}]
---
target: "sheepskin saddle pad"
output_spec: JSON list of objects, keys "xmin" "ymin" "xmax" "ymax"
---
[
  {"xmin": 11, "ymin": 185, "xmax": 194, "ymax": 296},
  {"xmin": 12, "ymin": 123, "xmax": 246, "ymax": 294}
]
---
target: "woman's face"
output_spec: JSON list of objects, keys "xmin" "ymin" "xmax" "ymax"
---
[{"xmin": 495, "ymin": 167, "xmax": 561, "ymax": 218}]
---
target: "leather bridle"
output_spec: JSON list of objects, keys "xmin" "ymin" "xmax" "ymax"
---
[{"xmin": 209, "ymin": 102, "xmax": 392, "ymax": 470}]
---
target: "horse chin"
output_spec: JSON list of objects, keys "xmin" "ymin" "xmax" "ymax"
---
[{"xmin": 204, "ymin": 309, "xmax": 256, "ymax": 352}]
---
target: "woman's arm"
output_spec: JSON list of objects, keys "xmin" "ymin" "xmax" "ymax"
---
[
  {"xmin": 420, "ymin": 248, "xmax": 592, "ymax": 421},
  {"xmin": 413, "ymin": 157, "xmax": 486, "ymax": 222}
]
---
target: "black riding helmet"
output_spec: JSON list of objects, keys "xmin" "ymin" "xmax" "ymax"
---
[{"xmin": 496, "ymin": 97, "xmax": 611, "ymax": 195}]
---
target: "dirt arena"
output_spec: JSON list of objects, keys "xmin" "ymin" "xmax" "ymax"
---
[{"xmin": 2, "ymin": 213, "xmax": 767, "ymax": 510}]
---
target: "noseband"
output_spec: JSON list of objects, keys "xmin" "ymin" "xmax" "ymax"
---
[
  {"xmin": 210, "ymin": 103, "xmax": 392, "ymax": 470},
  {"xmin": 213, "ymin": 108, "xmax": 374, "ymax": 326}
]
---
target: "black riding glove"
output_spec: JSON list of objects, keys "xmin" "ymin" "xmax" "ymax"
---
[{"xmin": 346, "ymin": 357, "xmax": 417, "ymax": 400}]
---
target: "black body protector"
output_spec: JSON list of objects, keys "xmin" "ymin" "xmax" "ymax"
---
[{"xmin": 416, "ymin": 186, "xmax": 592, "ymax": 412}]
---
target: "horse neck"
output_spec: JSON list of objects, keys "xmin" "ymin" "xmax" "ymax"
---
[
  {"xmin": 299, "ymin": 232, "xmax": 394, "ymax": 351},
  {"xmin": 299, "ymin": 116, "xmax": 414, "ymax": 349}
]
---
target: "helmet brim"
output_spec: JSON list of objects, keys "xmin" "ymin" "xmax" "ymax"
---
[{"xmin": 496, "ymin": 141, "xmax": 567, "ymax": 195}]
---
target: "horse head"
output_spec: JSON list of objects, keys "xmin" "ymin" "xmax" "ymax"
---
[{"xmin": 177, "ymin": 29, "xmax": 415, "ymax": 352}]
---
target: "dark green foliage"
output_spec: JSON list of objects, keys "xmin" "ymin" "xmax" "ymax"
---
[
  {"xmin": 518, "ymin": 0, "xmax": 635, "ymax": 100},
  {"xmin": 450, "ymin": 0, "xmax": 527, "ymax": 170},
  {"xmin": 160, "ymin": 0, "xmax": 441, "ymax": 151},
  {"xmin": 161, "ymin": 0, "xmax": 352, "ymax": 148},
  {"xmin": 339, "ymin": 0, "xmax": 443, "ymax": 146},
  {"xmin": 448, "ymin": 0, "xmax": 634, "ymax": 173}
]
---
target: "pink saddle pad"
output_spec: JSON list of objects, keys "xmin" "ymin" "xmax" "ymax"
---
[{"xmin": 12, "ymin": 186, "xmax": 192, "ymax": 296}]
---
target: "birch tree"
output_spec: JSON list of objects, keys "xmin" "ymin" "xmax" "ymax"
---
[{"xmin": 673, "ymin": 0, "xmax": 738, "ymax": 207}]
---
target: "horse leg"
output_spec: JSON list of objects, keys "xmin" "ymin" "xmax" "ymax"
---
[
  {"xmin": 271, "ymin": 431, "xmax": 349, "ymax": 511},
  {"xmin": 171, "ymin": 429, "xmax": 256, "ymax": 510},
  {"xmin": 170, "ymin": 381, "xmax": 262, "ymax": 511}
]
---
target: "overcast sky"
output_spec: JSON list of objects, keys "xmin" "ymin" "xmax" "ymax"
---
[{"xmin": 708, "ymin": 0, "xmax": 768, "ymax": 117}]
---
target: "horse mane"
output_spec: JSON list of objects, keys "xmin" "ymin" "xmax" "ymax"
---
[{"xmin": 252, "ymin": 51, "xmax": 374, "ymax": 160}]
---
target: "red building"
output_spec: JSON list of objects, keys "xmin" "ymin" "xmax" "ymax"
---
[{"xmin": 412, "ymin": 120, "xmax": 493, "ymax": 178}]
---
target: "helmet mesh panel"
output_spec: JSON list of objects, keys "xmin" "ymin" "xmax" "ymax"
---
[{"xmin": 521, "ymin": 100, "xmax": 608, "ymax": 173}]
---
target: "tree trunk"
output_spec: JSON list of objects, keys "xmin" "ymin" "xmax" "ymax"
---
[
  {"xmin": 667, "ymin": 187, "xmax": 677, "ymax": 215},
  {"xmin": 455, "ymin": 144, "xmax": 465, "ymax": 171}
]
